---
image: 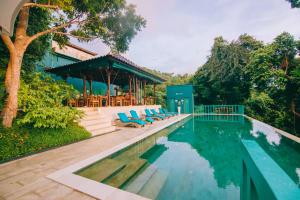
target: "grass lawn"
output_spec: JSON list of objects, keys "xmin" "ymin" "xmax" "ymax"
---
[{"xmin": 0, "ymin": 123, "xmax": 91, "ymax": 163}]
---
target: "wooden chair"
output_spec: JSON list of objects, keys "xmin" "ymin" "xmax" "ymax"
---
[
  {"xmin": 89, "ymin": 95, "xmax": 100, "ymax": 107},
  {"xmin": 68, "ymin": 99, "xmax": 77, "ymax": 107},
  {"xmin": 115, "ymin": 96, "xmax": 123, "ymax": 106},
  {"xmin": 78, "ymin": 97, "xmax": 85, "ymax": 107}
]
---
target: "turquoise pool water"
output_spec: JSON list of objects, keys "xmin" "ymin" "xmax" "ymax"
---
[{"xmin": 77, "ymin": 115, "xmax": 300, "ymax": 200}]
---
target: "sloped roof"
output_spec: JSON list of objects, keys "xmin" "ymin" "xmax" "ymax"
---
[{"xmin": 46, "ymin": 53, "xmax": 165, "ymax": 85}]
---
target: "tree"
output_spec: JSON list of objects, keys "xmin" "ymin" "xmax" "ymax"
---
[
  {"xmin": 273, "ymin": 32, "xmax": 298, "ymax": 74},
  {"xmin": 245, "ymin": 33, "xmax": 300, "ymax": 134},
  {"xmin": 0, "ymin": 0, "xmax": 146, "ymax": 127},
  {"xmin": 286, "ymin": 0, "xmax": 300, "ymax": 8},
  {"xmin": 193, "ymin": 34, "xmax": 262, "ymax": 105},
  {"xmin": 0, "ymin": 8, "xmax": 51, "ymax": 75}
]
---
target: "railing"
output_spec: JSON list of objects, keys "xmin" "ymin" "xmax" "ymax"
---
[
  {"xmin": 194, "ymin": 105, "xmax": 244, "ymax": 115},
  {"xmin": 194, "ymin": 114, "xmax": 245, "ymax": 123}
]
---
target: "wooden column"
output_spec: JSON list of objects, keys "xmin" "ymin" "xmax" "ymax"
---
[
  {"xmin": 83, "ymin": 75, "xmax": 87, "ymax": 98},
  {"xmin": 135, "ymin": 77, "xmax": 138, "ymax": 105},
  {"xmin": 129, "ymin": 76, "xmax": 132, "ymax": 106},
  {"xmin": 89, "ymin": 79, "xmax": 93, "ymax": 95},
  {"xmin": 153, "ymin": 83, "xmax": 156, "ymax": 105},
  {"xmin": 107, "ymin": 70, "xmax": 111, "ymax": 106},
  {"xmin": 143, "ymin": 80, "xmax": 146, "ymax": 105}
]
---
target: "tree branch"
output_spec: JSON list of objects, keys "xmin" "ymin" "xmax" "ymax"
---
[
  {"xmin": 26, "ymin": 17, "xmax": 82, "ymax": 45},
  {"xmin": 23, "ymin": 3, "xmax": 59, "ymax": 9},
  {"xmin": 1, "ymin": 34, "xmax": 15, "ymax": 54},
  {"xmin": 53, "ymin": 31, "xmax": 97, "ymax": 40},
  {"xmin": 15, "ymin": 7, "xmax": 30, "ymax": 38}
]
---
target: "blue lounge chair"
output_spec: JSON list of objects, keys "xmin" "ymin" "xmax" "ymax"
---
[
  {"xmin": 158, "ymin": 108, "xmax": 174, "ymax": 117},
  {"xmin": 159, "ymin": 108, "xmax": 176, "ymax": 116},
  {"xmin": 151, "ymin": 109, "xmax": 171, "ymax": 118},
  {"xmin": 130, "ymin": 110, "xmax": 154, "ymax": 124},
  {"xmin": 145, "ymin": 109, "xmax": 165, "ymax": 120},
  {"xmin": 117, "ymin": 113, "xmax": 147, "ymax": 127}
]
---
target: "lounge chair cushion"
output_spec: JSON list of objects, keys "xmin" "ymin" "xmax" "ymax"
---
[
  {"xmin": 145, "ymin": 109, "xmax": 165, "ymax": 119},
  {"xmin": 118, "ymin": 113, "xmax": 147, "ymax": 126},
  {"xmin": 151, "ymin": 109, "xmax": 170, "ymax": 118},
  {"xmin": 130, "ymin": 110, "xmax": 154, "ymax": 124}
]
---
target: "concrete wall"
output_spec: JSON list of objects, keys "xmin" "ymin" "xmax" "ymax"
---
[
  {"xmin": 78, "ymin": 105, "xmax": 161, "ymax": 122},
  {"xmin": 97, "ymin": 105, "xmax": 161, "ymax": 121},
  {"xmin": 52, "ymin": 41, "xmax": 96, "ymax": 61}
]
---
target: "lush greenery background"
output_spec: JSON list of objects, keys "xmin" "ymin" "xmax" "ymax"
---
[
  {"xmin": 0, "ymin": 0, "xmax": 299, "ymax": 162},
  {"xmin": 192, "ymin": 32, "xmax": 300, "ymax": 136}
]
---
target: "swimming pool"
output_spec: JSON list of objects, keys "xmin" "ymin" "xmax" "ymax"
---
[{"xmin": 76, "ymin": 115, "xmax": 300, "ymax": 200}]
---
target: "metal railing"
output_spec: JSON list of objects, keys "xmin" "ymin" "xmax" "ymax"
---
[{"xmin": 194, "ymin": 105, "xmax": 244, "ymax": 115}]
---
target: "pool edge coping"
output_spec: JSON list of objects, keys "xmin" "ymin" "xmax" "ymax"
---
[
  {"xmin": 47, "ymin": 114, "xmax": 191, "ymax": 200},
  {"xmin": 193, "ymin": 113, "xmax": 300, "ymax": 144}
]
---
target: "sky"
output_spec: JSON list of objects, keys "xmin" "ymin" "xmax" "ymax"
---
[{"xmin": 71, "ymin": 0, "xmax": 300, "ymax": 75}]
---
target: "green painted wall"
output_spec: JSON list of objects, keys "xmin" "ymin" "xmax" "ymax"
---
[
  {"xmin": 38, "ymin": 51, "xmax": 108, "ymax": 95},
  {"xmin": 166, "ymin": 85, "xmax": 194, "ymax": 113}
]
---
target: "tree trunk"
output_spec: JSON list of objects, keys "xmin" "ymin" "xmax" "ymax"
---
[
  {"xmin": 2, "ymin": 50, "xmax": 24, "ymax": 127},
  {"xmin": 5, "ymin": 61, "xmax": 12, "ymax": 92},
  {"xmin": 1, "ymin": 7, "xmax": 29, "ymax": 128}
]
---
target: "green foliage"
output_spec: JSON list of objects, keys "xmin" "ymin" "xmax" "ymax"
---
[
  {"xmin": 193, "ymin": 32, "xmax": 300, "ymax": 135},
  {"xmin": 38, "ymin": 0, "xmax": 146, "ymax": 53},
  {"xmin": 0, "ymin": 123, "xmax": 90, "ymax": 162},
  {"xmin": 245, "ymin": 91, "xmax": 278, "ymax": 122},
  {"xmin": 286, "ymin": 0, "xmax": 300, "ymax": 8},
  {"xmin": 0, "ymin": 68, "xmax": 5, "ymax": 110},
  {"xmin": 17, "ymin": 73, "xmax": 82, "ymax": 128},
  {"xmin": 246, "ymin": 45, "xmax": 288, "ymax": 95},
  {"xmin": 193, "ymin": 34, "xmax": 260, "ymax": 104},
  {"xmin": 273, "ymin": 32, "xmax": 298, "ymax": 65}
]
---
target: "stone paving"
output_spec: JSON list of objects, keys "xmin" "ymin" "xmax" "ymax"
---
[{"xmin": 0, "ymin": 115, "xmax": 187, "ymax": 200}]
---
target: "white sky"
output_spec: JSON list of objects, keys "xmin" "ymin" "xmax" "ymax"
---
[{"xmin": 72, "ymin": 0, "xmax": 300, "ymax": 75}]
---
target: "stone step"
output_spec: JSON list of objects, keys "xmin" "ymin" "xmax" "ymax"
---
[
  {"xmin": 77, "ymin": 159, "xmax": 125, "ymax": 182},
  {"xmin": 85, "ymin": 123, "xmax": 113, "ymax": 132},
  {"xmin": 82, "ymin": 114, "xmax": 107, "ymax": 121},
  {"xmin": 83, "ymin": 110, "xmax": 100, "ymax": 116},
  {"xmin": 80, "ymin": 118, "xmax": 111, "ymax": 126},
  {"xmin": 90, "ymin": 126, "xmax": 116, "ymax": 136},
  {"xmin": 138, "ymin": 169, "xmax": 168, "ymax": 199},
  {"xmin": 124, "ymin": 165, "xmax": 158, "ymax": 194},
  {"xmin": 104, "ymin": 159, "xmax": 148, "ymax": 188},
  {"xmin": 77, "ymin": 107, "xmax": 98, "ymax": 112}
]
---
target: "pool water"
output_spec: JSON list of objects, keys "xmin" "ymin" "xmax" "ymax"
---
[{"xmin": 76, "ymin": 115, "xmax": 300, "ymax": 200}]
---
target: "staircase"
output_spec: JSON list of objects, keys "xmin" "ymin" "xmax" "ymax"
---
[{"xmin": 78, "ymin": 108, "xmax": 116, "ymax": 136}]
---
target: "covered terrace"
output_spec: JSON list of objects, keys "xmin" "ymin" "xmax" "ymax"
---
[{"xmin": 46, "ymin": 53, "xmax": 165, "ymax": 107}]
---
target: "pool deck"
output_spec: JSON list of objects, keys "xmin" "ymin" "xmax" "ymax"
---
[{"xmin": 0, "ymin": 114, "xmax": 189, "ymax": 200}]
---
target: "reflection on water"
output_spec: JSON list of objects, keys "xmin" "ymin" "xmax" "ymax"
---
[
  {"xmin": 77, "ymin": 115, "xmax": 300, "ymax": 199},
  {"xmin": 249, "ymin": 119, "xmax": 281, "ymax": 145}
]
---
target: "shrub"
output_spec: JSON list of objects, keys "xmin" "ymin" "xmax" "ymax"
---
[
  {"xmin": 0, "ymin": 123, "xmax": 90, "ymax": 162},
  {"xmin": 17, "ymin": 73, "xmax": 82, "ymax": 128}
]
